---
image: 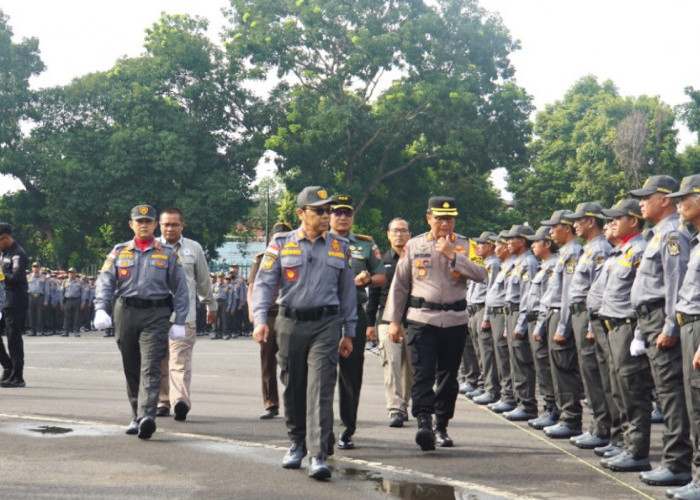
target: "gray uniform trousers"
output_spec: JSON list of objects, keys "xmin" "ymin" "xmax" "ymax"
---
[
  {"xmin": 590, "ymin": 315, "xmax": 626, "ymax": 446},
  {"xmin": 114, "ymin": 301, "xmax": 170, "ymax": 420},
  {"xmin": 461, "ymin": 306, "xmax": 483, "ymax": 390},
  {"xmin": 571, "ymin": 308, "xmax": 611, "ymax": 438},
  {"xmin": 680, "ymin": 319, "xmax": 700, "ymax": 483},
  {"xmin": 546, "ymin": 308, "xmax": 582, "ymax": 428},
  {"xmin": 528, "ymin": 317, "xmax": 556, "ymax": 410},
  {"xmin": 29, "ymin": 294, "xmax": 44, "ymax": 334},
  {"xmin": 276, "ymin": 313, "xmax": 340, "ymax": 460},
  {"xmin": 506, "ymin": 309, "xmax": 537, "ymax": 412},
  {"xmin": 63, "ymin": 297, "xmax": 81, "ymax": 333},
  {"xmin": 638, "ymin": 307, "xmax": 692, "ymax": 472},
  {"xmin": 477, "ymin": 307, "xmax": 500, "ymax": 399},
  {"xmin": 606, "ymin": 319, "xmax": 653, "ymax": 458},
  {"xmin": 490, "ymin": 310, "xmax": 515, "ymax": 404}
]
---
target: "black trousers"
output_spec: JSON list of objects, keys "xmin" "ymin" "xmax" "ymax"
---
[
  {"xmin": 407, "ymin": 321, "xmax": 467, "ymax": 424},
  {"xmin": 0, "ymin": 308, "xmax": 26, "ymax": 379},
  {"xmin": 337, "ymin": 305, "xmax": 367, "ymax": 437}
]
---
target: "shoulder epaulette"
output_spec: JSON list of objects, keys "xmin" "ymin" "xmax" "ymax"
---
[{"xmin": 354, "ymin": 233, "xmax": 374, "ymax": 241}]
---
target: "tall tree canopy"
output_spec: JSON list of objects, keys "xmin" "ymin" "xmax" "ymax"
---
[
  {"xmin": 1, "ymin": 13, "xmax": 261, "ymax": 268},
  {"xmin": 225, "ymin": 0, "xmax": 532, "ymax": 236},
  {"xmin": 508, "ymin": 75, "xmax": 683, "ymax": 224}
]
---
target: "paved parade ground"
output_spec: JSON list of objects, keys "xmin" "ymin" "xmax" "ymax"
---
[{"xmin": 0, "ymin": 332, "xmax": 668, "ymax": 499}]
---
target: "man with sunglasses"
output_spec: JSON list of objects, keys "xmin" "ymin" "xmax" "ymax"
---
[
  {"xmin": 384, "ymin": 196, "xmax": 488, "ymax": 451},
  {"xmin": 329, "ymin": 194, "xmax": 386, "ymax": 450},
  {"xmin": 252, "ymin": 186, "xmax": 357, "ymax": 480}
]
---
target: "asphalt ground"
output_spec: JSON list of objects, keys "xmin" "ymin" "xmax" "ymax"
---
[{"xmin": 0, "ymin": 331, "xmax": 672, "ymax": 499}]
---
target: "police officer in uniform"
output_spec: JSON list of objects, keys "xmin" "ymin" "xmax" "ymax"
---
[
  {"xmin": 61, "ymin": 268, "xmax": 83, "ymax": 337},
  {"xmin": 666, "ymin": 174, "xmax": 700, "ymax": 500},
  {"xmin": 567, "ymin": 202, "xmax": 613, "ymax": 450},
  {"xmin": 252, "ymin": 186, "xmax": 357, "ymax": 480},
  {"xmin": 629, "ymin": 175, "xmax": 693, "ymax": 486},
  {"xmin": 329, "ymin": 194, "xmax": 386, "ymax": 450},
  {"xmin": 384, "ymin": 196, "xmax": 488, "ymax": 451},
  {"xmin": 27, "ymin": 262, "xmax": 47, "ymax": 336},
  {"xmin": 598, "ymin": 199, "xmax": 653, "ymax": 472},
  {"xmin": 94, "ymin": 205, "xmax": 188, "ymax": 440},
  {"xmin": 212, "ymin": 273, "xmax": 229, "ymax": 339},
  {"xmin": 539, "ymin": 210, "xmax": 584, "ymax": 439}
]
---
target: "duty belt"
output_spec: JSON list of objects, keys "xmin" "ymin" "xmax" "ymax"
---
[
  {"xmin": 634, "ymin": 299, "xmax": 665, "ymax": 318},
  {"xmin": 467, "ymin": 303, "xmax": 485, "ymax": 315},
  {"xmin": 526, "ymin": 311, "xmax": 539, "ymax": 322},
  {"xmin": 279, "ymin": 305, "xmax": 338, "ymax": 322},
  {"xmin": 504, "ymin": 302, "xmax": 519, "ymax": 315},
  {"xmin": 570, "ymin": 302, "xmax": 587, "ymax": 314},
  {"xmin": 487, "ymin": 306, "xmax": 505, "ymax": 315},
  {"xmin": 601, "ymin": 316, "xmax": 634, "ymax": 331},
  {"xmin": 119, "ymin": 297, "xmax": 170, "ymax": 309},
  {"xmin": 677, "ymin": 312, "xmax": 700, "ymax": 327},
  {"xmin": 409, "ymin": 296, "xmax": 467, "ymax": 312},
  {"xmin": 589, "ymin": 311, "xmax": 601, "ymax": 321}
]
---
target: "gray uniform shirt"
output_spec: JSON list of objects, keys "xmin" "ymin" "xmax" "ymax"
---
[
  {"xmin": 528, "ymin": 253, "xmax": 559, "ymax": 337},
  {"xmin": 630, "ymin": 213, "xmax": 689, "ymax": 338},
  {"xmin": 478, "ymin": 254, "xmax": 500, "ymax": 321},
  {"xmin": 505, "ymin": 250, "xmax": 538, "ymax": 306},
  {"xmin": 598, "ymin": 233, "xmax": 647, "ymax": 320},
  {"xmin": 677, "ymin": 234, "xmax": 700, "ymax": 317},
  {"xmin": 541, "ymin": 238, "xmax": 583, "ymax": 338},
  {"xmin": 484, "ymin": 255, "xmax": 515, "ymax": 322},
  {"xmin": 160, "ymin": 235, "xmax": 217, "ymax": 324},
  {"xmin": 252, "ymin": 227, "xmax": 358, "ymax": 336},
  {"xmin": 27, "ymin": 274, "xmax": 47, "ymax": 296},
  {"xmin": 569, "ymin": 235, "xmax": 612, "ymax": 304},
  {"xmin": 383, "ymin": 231, "xmax": 488, "ymax": 328},
  {"xmin": 95, "ymin": 238, "xmax": 189, "ymax": 324},
  {"xmin": 61, "ymin": 278, "xmax": 83, "ymax": 302}
]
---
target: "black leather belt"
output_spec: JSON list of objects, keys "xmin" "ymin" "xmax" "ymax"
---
[
  {"xmin": 279, "ymin": 305, "xmax": 338, "ymax": 321},
  {"xmin": 601, "ymin": 316, "xmax": 634, "ymax": 331},
  {"xmin": 65, "ymin": 296, "xmax": 81, "ymax": 301},
  {"xmin": 677, "ymin": 312, "xmax": 700, "ymax": 327},
  {"xmin": 634, "ymin": 299, "xmax": 665, "ymax": 318},
  {"xmin": 589, "ymin": 311, "xmax": 601, "ymax": 321},
  {"xmin": 487, "ymin": 306, "xmax": 505, "ymax": 315},
  {"xmin": 119, "ymin": 297, "xmax": 170, "ymax": 309},
  {"xmin": 467, "ymin": 303, "xmax": 485, "ymax": 315},
  {"xmin": 526, "ymin": 311, "xmax": 539, "ymax": 322},
  {"xmin": 409, "ymin": 296, "xmax": 467, "ymax": 312},
  {"xmin": 570, "ymin": 302, "xmax": 587, "ymax": 314},
  {"xmin": 505, "ymin": 302, "xmax": 519, "ymax": 315}
]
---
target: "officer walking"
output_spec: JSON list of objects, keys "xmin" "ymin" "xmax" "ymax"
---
[
  {"xmin": 629, "ymin": 175, "xmax": 693, "ymax": 486},
  {"xmin": 666, "ymin": 174, "xmax": 700, "ymax": 500},
  {"xmin": 252, "ymin": 186, "xmax": 357, "ymax": 480},
  {"xmin": 384, "ymin": 196, "xmax": 488, "ymax": 451},
  {"xmin": 329, "ymin": 194, "xmax": 386, "ymax": 450},
  {"xmin": 94, "ymin": 205, "xmax": 188, "ymax": 440}
]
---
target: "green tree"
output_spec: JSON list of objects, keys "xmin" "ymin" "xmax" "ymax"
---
[{"xmin": 225, "ymin": 0, "xmax": 532, "ymax": 236}]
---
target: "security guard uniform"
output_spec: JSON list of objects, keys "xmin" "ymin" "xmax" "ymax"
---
[
  {"xmin": 95, "ymin": 205, "xmax": 188, "ymax": 425},
  {"xmin": 630, "ymin": 176, "xmax": 693, "ymax": 480},
  {"xmin": 540, "ymin": 210, "xmax": 584, "ymax": 435},
  {"xmin": 384, "ymin": 196, "xmax": 488, "ymax": 445},
  {"xmin": 568, "ymin": 202, "xmax": 613, "ymax": 445},
  {"xmin": 212, "ymin": 275, "xmax": 230, "ymax": 339},
  {"xmin": 252, "ymin": 186, "xmax": 357, "ymax": 465},
  {"xmin": 27, "ymin": 264, "xmax": 47, "ymax": 336},
  {"xmin": 60, "ymin": 270, "xmax": 84, "ymax": 337},
  {"xmin": 598, "ymin": 199, "xmax": 653, "ymax": 466}
]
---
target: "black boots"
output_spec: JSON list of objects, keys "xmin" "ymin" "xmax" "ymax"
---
[{"xmin": 415, "ymin": 414, "xmax": 435, "ymax": 451}]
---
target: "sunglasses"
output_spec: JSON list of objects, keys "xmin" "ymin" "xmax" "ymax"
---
[
  {"xmin": 304, "ymin": 206, "xmax": 332, "ymax": 215},
  {"xmin": 331, "ymin": 208, "xmax": 354, "ymax": 217}
]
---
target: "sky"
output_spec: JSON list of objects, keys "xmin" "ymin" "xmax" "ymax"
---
[{"xmin": 2, "ymin": 0, "xmax": 700, "ymax": 194}]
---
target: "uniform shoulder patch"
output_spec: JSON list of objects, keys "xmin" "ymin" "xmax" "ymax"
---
[{"xmin": 667, "ymin": 240, "xmax": 680, "ymax": 256}]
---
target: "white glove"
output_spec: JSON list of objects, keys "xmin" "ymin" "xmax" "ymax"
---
[
  {"xmin": 0, "ymin": 311, "xmax": 3, "ymax": 321},
  {"xmin": 630, "ymin": 338, "xmax": 646, "ymax": 356},
  {"xmin": 168, "ymin": 324, "xmax": 186, "ymax": 340},
  {"xmin": 94, "ymin": 309, "xmax": 112, "ymax": 330}
]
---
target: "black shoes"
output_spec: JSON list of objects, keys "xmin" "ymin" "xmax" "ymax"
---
[
  {"xmin": 174, "ymin": 401, "xmax": 190, "ymax": 421},
  {"xmin": 415, "ymin": 414, "xmax": 435, "ymax": 451},
  {"xmin": 126, "ymin": 420, "xmax": 139, "ymax": 435},
  {"xmin": 389, "ymin": 412, "xmax": 405, "ymax": 428},
  {"xmin": 434, "ymin": 428, "xmax": 453, "ymax": 447},
  {"xmin": 1, "ymin": 378, "xmax": 26, "ymax": 388},
  {"xmin": 260, "ymin": 407, "xmax": 279, "ymax": 420},
  {"xmin": 282, "ymin": 442, "xmax": 307, "ymax": 469},
  {"xmin": 1, "ymin": 368, "xmax": 11, "ymax": 383},
  {"xmin": 137, "ymin": 416, "xmax": 156, "ymax": 440},
  {"xmin": 338, "ymin": 434, "xmax": 355, "ymax": 450},
  {"xmin": 155, "ymin": 406, "xmax": 170, "ymax": 417},
  {"xmin": 308, "ymin": 457, "xmax": 332, "ymax": 480}
]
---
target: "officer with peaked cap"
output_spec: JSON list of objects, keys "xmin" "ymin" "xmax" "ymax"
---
[
  {"xmin": 252, "ymin": 186, "xmax": 357, "ymax": 480},
  {"xmin": 94, "ymin": 204, "xmax": 189, "ymax": 440},
  {"xmin": 597, "ymin": 199, "xmax": 654, "ymax": 472},
  {"xmin": 538, "ymin": 210, "xmax": 584, "ymax": 439},
  {"xmin": 384, "ymin": 196, "xmax": 488, "ymax": 451},
  {"xmin": 666, "ymin": 174, "xmax": 700, "ymax": 499},
  {"xmin": 629, "ymin": 176, "xmax": 693, "ymax": 486},
  {"xmin": 567, "ymin": 202, "xmax": 614, "ymax": 450}
]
